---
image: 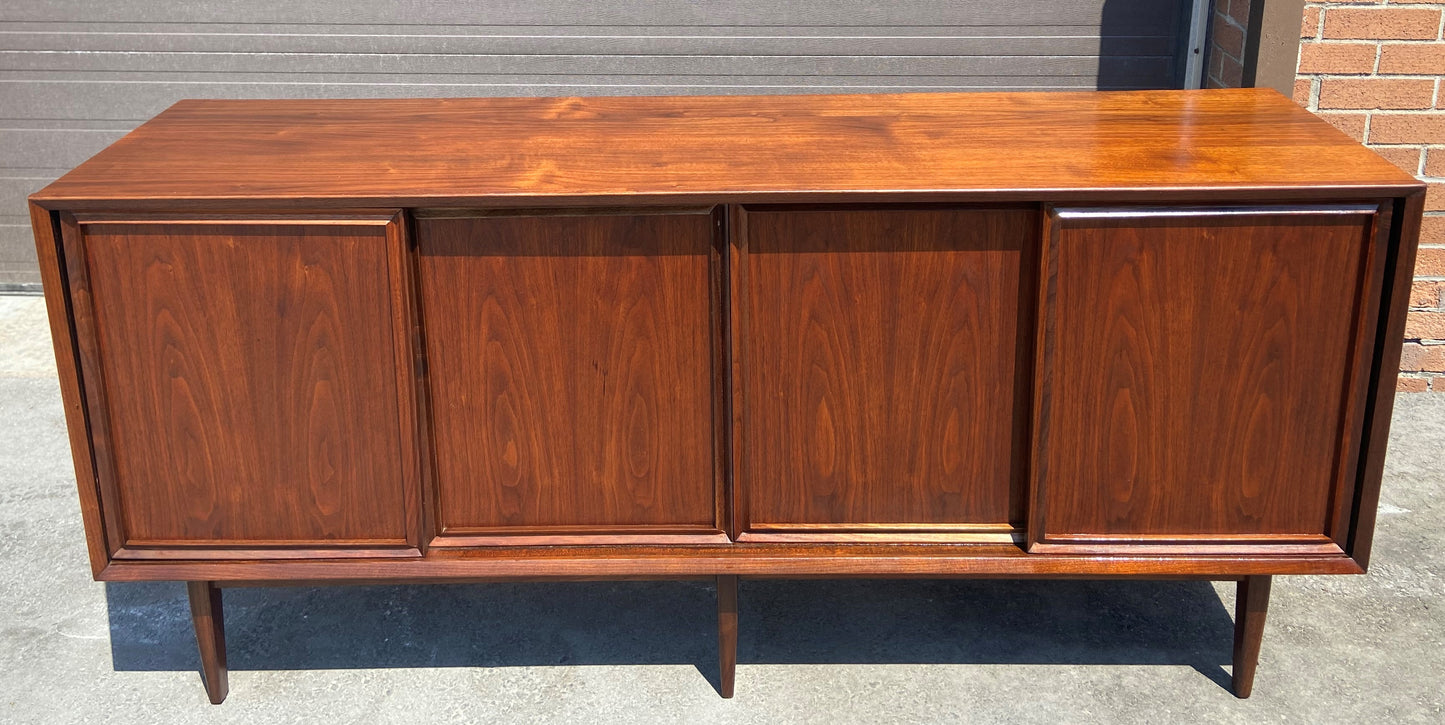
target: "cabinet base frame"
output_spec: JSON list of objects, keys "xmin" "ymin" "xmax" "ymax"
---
[{"xmin": 103, "ymin": 546, "xmax": 1364, "ymax": 583}]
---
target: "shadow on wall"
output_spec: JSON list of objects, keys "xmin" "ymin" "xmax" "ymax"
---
[
  {"xmin": 105, "ymin": 579, "xmax": 1236, "ymax": 694},
  {"xmin": 1097, "ymin": 0, "xmax": 1196, "ymax": 90}
]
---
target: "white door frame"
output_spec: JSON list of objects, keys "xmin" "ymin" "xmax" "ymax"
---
[{"xmin": 1183, "ymin": 0, "xmax": 1213, "ymax": 88}]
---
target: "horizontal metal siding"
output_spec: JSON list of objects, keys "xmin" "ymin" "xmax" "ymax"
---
[{"xmin": 0, "ymin": 0, "xmax": 1189, "ymax": 285}]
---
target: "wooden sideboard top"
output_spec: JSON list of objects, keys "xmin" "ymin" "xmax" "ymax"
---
[{"xmin": 31, "ymin": 88, "xmax": 1418, "ymax": 208}]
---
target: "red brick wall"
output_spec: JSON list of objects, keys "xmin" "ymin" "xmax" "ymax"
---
[
  {"xmin": 1208, "ymin": 0, "xmax": 1255, "ymax": 88},
  {"xmin": 1294, "ymin": 1, "xmax": 1445, "ymax": 392}
]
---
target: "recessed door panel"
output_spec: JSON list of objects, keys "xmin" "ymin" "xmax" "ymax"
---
[
  {"xmin": 739, "ymin": 207, "xmax": 1035, "ymax": 538},
  {"xmin": 1031, "ymin": 205, "xmax": 1385, "ymax": 554},
  {"xmin": 416, "ymin": 211, "xmax": 720, "ymax": 541},
  {"xmin": 66, "ymin": 215, "xmax": 418, "ymax": 557}
]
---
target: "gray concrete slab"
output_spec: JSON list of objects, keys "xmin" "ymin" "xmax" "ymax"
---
[{"xmin": 0, "ymin": 292, "xmax": 1441, "ymax": 724}]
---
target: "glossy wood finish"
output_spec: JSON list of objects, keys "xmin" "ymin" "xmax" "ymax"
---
[
  {"xmin": 24, "ymin": 91, "xmax": 1425, "ymax": 703},
  {"xmin": 91, "ymin": 544, "xmax": 1365, "ymax": 583},
  {"xmin": 28, "ymin": 201, "xmax": 108, "ymax": 577},
  {"xmin": 1232, "ymin": 575, "xmax": 1272, "ymax": 698},
  {"xmin": 416, "ymin": 211, "xmax": 721, "ymax": 541},
  {"xmin": 738, "ymin": 207, "xmax": 1033, "ymax": 536},
  {"xmin": 1032, "ymin": 206, "xmax": 1385, "ymax": 554},
  {"xmin": 1350, "ymin": 190, "xmax": 1426, "ymax": 569},
  {"xmin": 187, "ymin": 581, "xmax": 228, "ymax": 705},
  {"xmin": 60, "ymin": 214, "xmax": 421, "ymax": 557},
  {"xmin": 29, "ymin": 90, "xmax": 1417, "ymax": 210},
  {"xmin": 717, "ymin": 575, "xmax": 738, "ymax": 698}
]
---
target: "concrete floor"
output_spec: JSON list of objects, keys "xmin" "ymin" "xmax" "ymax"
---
[{"xmin": 0, "ymin": 293, "xmax": 1441, "ymax": 724}]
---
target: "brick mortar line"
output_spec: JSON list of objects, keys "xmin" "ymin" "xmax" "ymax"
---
[
  {"xmin": 1312, "ymin": 74, "xmax": 1445, "ymax": 80},
  {"xmin": 1316, "ymin": 37, "xmax": 1445, "ymax": 43},
  {"xmin": 1215, "ymin": 48, "xmax": 1247, "ymax": 66},
  {"xmin": 1306, "ymin": 39, "xmax": 1445, "ymax": 43},
  {"xmin": 1310, "ymin": 2, "xmax": 1445, "ymax": 7},
  {"xmin": 1304, "ymin": 39, "xmax": 1445, "ymax": 43},
  {"xmin": 1321, "ymin": 107, "xmax": 1445, "ymax": 113}
]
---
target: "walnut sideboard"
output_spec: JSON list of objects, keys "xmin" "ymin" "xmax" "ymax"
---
[{"xmin": 28, "ymin": 89, "xmax": 1422, "ymax": 703}]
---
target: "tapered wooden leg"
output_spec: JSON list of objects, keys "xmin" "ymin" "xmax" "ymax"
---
[
  {"xmin": 717, "ymin": 575, "xmax": 738, "ymax": 698},
  {"xmin": 187, "ymin": 581, "xmax": 229, "ymax": 704},
  {"xmin": 1231, "ymin": 575, "xmax": 1271, "ymax": 699}
]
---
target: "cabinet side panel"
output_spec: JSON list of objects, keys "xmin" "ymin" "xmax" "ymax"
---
[
  {"xmin": 1039, "ymin": 208, "xmax": 1375, "ymax": 542},
  {"xmin": 417, "ymin": 212, "xmax": 718, "ymax": 532},
  {"xmin": 1349, "ymin": 191, "xmax": 1424, "ymax": 569},
  {"xmin": 743, "ymin": 207, "xmax": 1033, "ymax": 529},
  {"xmin": 81, "ymin": 221, "xmax": 411, "ymax": 544},
  {"xmin": 31, "ymin": 204, "xmax": 110, "ymax": 575}
]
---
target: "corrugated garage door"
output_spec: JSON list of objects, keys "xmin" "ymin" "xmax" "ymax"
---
[{"xmin": 0, "ymin": 0, "xmax": 1193, "ymax": 287}]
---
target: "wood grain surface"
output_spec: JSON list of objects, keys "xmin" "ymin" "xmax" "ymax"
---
[
  {"xmin": 29, "ymin": 202, "xmax": 110, "ymax": 575},
  {"xmin": 1033, "ymin": 206, "xmax": 1381, "ymax": 549},
  {"xmin": 740, "ymin": 207, "xmax": 1033, "ymax": 531},
  {"xmin": 90, "ymin": 542, "xmax": 1366, "ymax": 583},
  {"xmin": 26, "ymin": 90, "xmax": 1421, "ymax": 587},
  {"xmin": 69, "ymin": 217, "xmax": 414, "ymax": 548},
  {"xmin": 29, "ymin": 90, "xmax": 1417, "ymax": 209},
  {"xmin": 717, "ymin": 574, "xmax": 738, "ymax": 698},
  {"xmin": 25, "ymin": 89, "xmax": 1423, "ymax": 705},
  {"xmin": 1348, "ymin": 190, "xmax": 1425, "ymax": 569},
  {"xmin": 186, "ymin": 581, "xmax": 228, "ymax": 704},
  {"xmin": 1231, "ymin": 575, "xmax": 1272, "ymax": 698},
  {"xmin": 416, "ymin": 211, "xmax": 719, "ymax": 535}
]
